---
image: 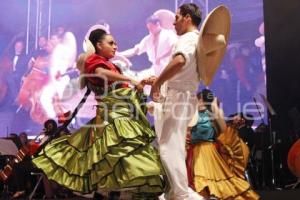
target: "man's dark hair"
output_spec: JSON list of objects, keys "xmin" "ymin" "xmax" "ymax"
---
[
  {"xmin": 146, "ymin": 15, "xmax": 160, "ymax": 25},
  {"xmin": 89, "ymin": 29, "xmax": 107, "ymax": 51},
  {"xmin": 179, "ymin": 3, "xmax": 202, "ymax": 26}
]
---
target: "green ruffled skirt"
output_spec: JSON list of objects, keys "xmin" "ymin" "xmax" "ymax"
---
[{"xmin": 32, "ymin": 88, "xmax": 164, "ymax": 196}]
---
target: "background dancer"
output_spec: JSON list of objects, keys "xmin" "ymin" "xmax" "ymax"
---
[{"xmin": 188, "ymin": 89, "xmax": 259, "ymax": 199}]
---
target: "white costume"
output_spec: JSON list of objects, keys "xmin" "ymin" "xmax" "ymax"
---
[
  {"xmin": 120, "ymin": 28, "xmax": 177, "ymax": 138},
  {"xmin": 40, "ymin": 32, "xmax": 77, "ymax": 118},
  {"xmin": 158, "ymin": 30, "xmax": 202, "ymax": 200},
  {"xmin": 120, "ymin": 28, "xmax": 177, "ymax": 79},
  {"xmin": 134, "ymin": 28, "xmax": 177, "ymax": 76}
]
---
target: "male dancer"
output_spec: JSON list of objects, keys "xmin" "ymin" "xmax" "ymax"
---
[{"xmin": 151, "ymin": 3, "xmax": 204, "ymax": 200}]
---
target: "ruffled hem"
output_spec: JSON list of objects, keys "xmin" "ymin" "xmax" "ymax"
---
[
  {"xmin": 194, "ymin": 175, "xmax": 259, "ymax": 200},
  {"xmin": 33, "ymin": 142, "xmax": 164, "ymax": 194},
  {"xmin": 32, "ymin": 88, "xmax": 164, "ymax": 194},
  {"xmin": 217, "ymin": 126, "xmax": 250, "ymax": 179},
  {"xmin": 192, "ymin": 142, "xmax": 259, "ymax": 199}
]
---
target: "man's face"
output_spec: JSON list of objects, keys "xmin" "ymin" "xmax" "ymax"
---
[
  {"xmin": 50, "ymin": 35, "xmax": 60, "ymax": 46},
  {"xmin": 173, "ymin": 9, "xmax": 187, "ymax": 35},
  {"xmin": 46, "ymin": 35, "xmax": 60, "ymax": 53},
  {"xmin": 147, "ymin": 22, "xmax": 159, "ymax": 35},
  {"xmin": 38, "ymin": 37, "xmax": 47, "ymax": 49},
  {"xmin": 14, "ymin": 41, "xmax": 24, "ymax": 55}
]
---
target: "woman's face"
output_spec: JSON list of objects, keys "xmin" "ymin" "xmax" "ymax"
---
[
  {"xmin": 97, "ymin": 34, "xmax": 117, "ymax": 59},
  {"xmin": 197, "ymin": 97, "xmax": 205, "ymax": 110}
]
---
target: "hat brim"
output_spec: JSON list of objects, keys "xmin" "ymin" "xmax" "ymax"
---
[{"xmin": 197, "ymin": 5, "xmax": 231, "ymax": 86}]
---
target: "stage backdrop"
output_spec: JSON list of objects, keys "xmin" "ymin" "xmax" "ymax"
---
[{"xmin": 0, "ymin": 0, "xmax": 264, "ymax": 135}]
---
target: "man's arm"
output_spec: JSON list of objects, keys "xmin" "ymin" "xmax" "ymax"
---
[
  {"xmin": 118, "ymin": 46, "xmax": 139, "ymax": 58},
  {"xmin": 154, "ymin": 54, "xmax": 185, "ymax": 86},
  {"xmin": 119, "ymin": 36, "xmax": 148, "ymax": 58},
  {"xmin": 150, "ymin": 54, "xmax": 185, "ymax": 102}
]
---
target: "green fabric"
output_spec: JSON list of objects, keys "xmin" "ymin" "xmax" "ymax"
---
[{"xmin": 32, "ymin": 88, "xmax": 164, "ymax": 195}]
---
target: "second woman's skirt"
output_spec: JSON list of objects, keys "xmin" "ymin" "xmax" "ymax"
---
[{"xmin": 193, "ymin": 142, "xmax": 259, "ymax": 199}]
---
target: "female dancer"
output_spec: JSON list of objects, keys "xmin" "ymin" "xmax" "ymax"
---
[
  {"xmin": 188, "ymin": 89, "xmax": 259, "ymax": 199},
  {"xmin": 32, "ymin": 29, "xmax": 164, "ymax": 199}
]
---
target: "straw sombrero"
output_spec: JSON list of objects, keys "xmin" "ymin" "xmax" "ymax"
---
[{"xmin": 197, "ymin": 5, "xmax": 231, "ymax": 86}]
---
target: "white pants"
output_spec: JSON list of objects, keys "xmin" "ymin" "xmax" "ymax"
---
[
  {"xmin": 157, "ymin": 88, "xmax": 202, "ymax": 200},
  {"xmin": 159, "ymin": 188, "xmax": 204, "ymax": 200}
]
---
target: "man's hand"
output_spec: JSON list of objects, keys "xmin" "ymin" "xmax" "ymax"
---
[
  {"xmin": 150, "ymin": 81, "xmax": 161, "ymax": 102},
  {"xmin": 141, "ymin": 76, "xmax": 157, "ymax": 86}
]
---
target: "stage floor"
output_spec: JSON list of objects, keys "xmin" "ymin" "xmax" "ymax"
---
[{"xmin": 1, "ymin": 189, "xmax": 300, "ymax": 200}]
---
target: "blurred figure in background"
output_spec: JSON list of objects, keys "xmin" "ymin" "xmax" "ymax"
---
[
  {"xmin": 119, "ymin": 12, "xmax": 177, "ymax": 80},
  {"xmin": 5, "ymin": 39, "xmax": 29, "ymax": 106},
  {"xmin": 120, "ymin": 11, "xmax": 178, "ymax": 143},
  {"xmin": 40, "ymin": 28, "xmax": 77, "ymax": 120},
  {"xmin": 15, "ymin": 37, "xmax": 53, "ymax": 126},
  {"xmin": 255, "ymin": 22, "xmax": 266, "ymax": 75},
  {"xmin": 27, "ymin": 36, "xmax": 48, "ymax": 70}
]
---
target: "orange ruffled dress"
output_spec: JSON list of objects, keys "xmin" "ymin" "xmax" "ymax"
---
[{"xmin": 190, "ymin": 110, "xmax": 259, "ymax": 199}]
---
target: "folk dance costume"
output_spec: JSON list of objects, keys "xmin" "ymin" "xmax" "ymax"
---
[
  {"xmin": 158, "ymin": 30, "xmax": 202, "ymax": 200},
  {"xmin": 217, "ymin": 126, "xmax": 251, "ymax": 180},
  {"xmin": 32, "ymin": 54, "xmax": 164, "ymax": 198},
  {"xmin": 190, "ymin": 110, "xmax": 259, "ymax": 200}
]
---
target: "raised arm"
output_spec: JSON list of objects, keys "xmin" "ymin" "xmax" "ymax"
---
[
  {"xmin": 211, "ymin": 97, "xmax": 227, "ymax": 133},
  {"xmin": 118, "ymin": 46, "xmax": 139, "ymax": 58}
]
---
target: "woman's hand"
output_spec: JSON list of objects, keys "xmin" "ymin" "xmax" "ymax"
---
[
  {"xmin": 186, "ymin": 132, "xmax": 191, "ymax": 145},
  {"xmin": 211, "ymin": 97, "xmax": 227, "ymax": 133},
  {"xmin": 130, "ymin": 79, "xmax": 144, "ymax": 92},
  {"xmin": 232, "ymin": 115, "xmax": 246, "ymax": 129},
  {"xmin": 141, "ymin": 76, "xmax": 157, "ymax": 86}
]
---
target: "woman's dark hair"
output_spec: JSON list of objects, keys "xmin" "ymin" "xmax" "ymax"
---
[
  {"xmin": 197, "ymin": 89, "xmax": 214, "ymax": 110},
  {"xmin": 44, "ymin": 119, "xmax": 58, "ymax": 135},
  {"xmin": 197, "ymin": 89, "xmax": 214, "ymax": 103},
  {"xmin": 179, "ymin": 3, "xmax": 202, "ymax": 26},
  {"xmin": 19, "ymin": 132, "xmax": 28, "ymax": 143},
  {"xmin": 89, "ymin": 29, "xmax": 107, "ymax": 50}
]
